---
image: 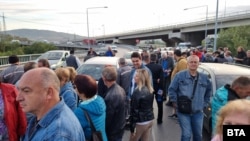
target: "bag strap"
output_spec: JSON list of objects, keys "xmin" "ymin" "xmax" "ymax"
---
[
  {"xmin": 191, "ymin": 73, "xmax": 199, "ymax": 99},
  {"xmin": 176, "ymin": 72, "xmax": 199, "ymax": 99},
  {"xmin": 82, "ymin": 108, "xmax": 97, "ymax": 132}
]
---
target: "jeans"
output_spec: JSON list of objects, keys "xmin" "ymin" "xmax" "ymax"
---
[{"xmin": 177, "ymin": 111, "xmax": 203, "ymax": 141}]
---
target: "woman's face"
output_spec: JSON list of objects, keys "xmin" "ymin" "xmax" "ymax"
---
[
  {"xmin": 134, "ymin": 73, "xmax": 139, "ymax": 84},
  {"xmin": 237, "ymin": 47, "xmax": 242, "ymax": 52},
  {"xmin": 223, "ymin": 112, "xmax": 250, "ymax": 125}
]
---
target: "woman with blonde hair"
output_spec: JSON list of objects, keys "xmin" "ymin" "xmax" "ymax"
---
[
  {"xmin": 55, "ymin": 67, "xmax": 78, "ymax": 111},
  {"xmin": 65, "ymin": 66, "xmax": 77, "ymax": 88},
  {"xmin": 212, "ymin": 99, "xmax": 250, "ymax": 141},
  {"xmin": 130, "ymin": 69, "xmax": 155, "ymax": 141}
]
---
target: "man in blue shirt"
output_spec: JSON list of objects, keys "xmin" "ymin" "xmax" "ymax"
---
[
  {"xmin": 105, "ymin": 46, "xmax": 115, "ymax": 57},
  {"xmin": 16, "ymin": 68, "xmax": 85, "ymax": 141}
]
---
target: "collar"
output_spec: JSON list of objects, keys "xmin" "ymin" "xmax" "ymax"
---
[
  {"xmin": 81, "ymin": 95, "xmax": 97, "ymax": 105},
  {"xmin": 36, "ymin": 98, "xmax": 64, "ymax": 128}
]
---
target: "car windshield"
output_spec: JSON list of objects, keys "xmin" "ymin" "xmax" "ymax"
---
[
  {"xmin": 98, "ymin": 47, "xmax": 107, "ymax": 52},
  {"xmin": 215, "ymin": 75, "xmax": 250, "ymax": 89},
  {"xmin": 77, "ymin": 64, "xmax": 116, "ymax": 80},
  {"xmin": 124, "ymin": 52, "xmax": 132, "ymax": 59},
  {"xmin": 39, "ymin": 52, "xmax": 63, "ymax": 60}
]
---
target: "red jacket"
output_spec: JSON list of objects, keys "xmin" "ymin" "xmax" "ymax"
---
[{"xmin": 0, "ymin": 83, "xmax": 27, "ymax": 141}]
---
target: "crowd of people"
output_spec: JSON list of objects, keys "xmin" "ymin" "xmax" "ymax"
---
[{"xmin": 0, "ymin": 44, "xmax": 249, "ymax": 141}]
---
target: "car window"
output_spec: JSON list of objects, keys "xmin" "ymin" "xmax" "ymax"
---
[
  {"xmin": 77, "ymin": 64, "xmax": 116, "ymax": 80},
  {"xmin": 47, "ymin": 52, "xmax": 63, "ymax": 60},
  {"xmin": 124, "ymin": 52, "xmax": 132, "ymax": 59},
  {"xmin": 215, "ymin": 75, "xmax": 250, "ymax": 89}
]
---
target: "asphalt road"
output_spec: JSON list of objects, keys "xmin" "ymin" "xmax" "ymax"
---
[
  {"xmin": 115, "ymin": 45, "xmax": 211, "ymax": 141},
  {"xmin": 122, "ymin": 100, "xmax": 210, "ymax": 141}
]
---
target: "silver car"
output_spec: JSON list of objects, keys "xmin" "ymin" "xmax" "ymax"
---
[
  {"xmin": 76, "ymin": 56, "xmax": 119, "ymax": 82},
  {"xmin": 35, "ymin": 50, "xmax": 70, "ymax": 70},
  {"xmin": 199, "ymin": 63, "xmax": 250, "ymax": 138}
]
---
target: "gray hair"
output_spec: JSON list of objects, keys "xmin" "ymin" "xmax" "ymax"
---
[
  {"xmin": 40, "ymin": 68, "xmax": 60, "ymax": 92},
  {"xmin": 187, "ymin": 55, "xmax": 199, "ymax": 63},
  {"xmin": 102, "ymin": 66, "xmax": 117, "ymax": 81},
  {"xmin": 118, "ymin": 57, "xmax": 127, "ymax": 65}
]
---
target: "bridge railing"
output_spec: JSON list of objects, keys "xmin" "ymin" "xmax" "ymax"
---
[
  {"xmin": 0, "ymin": 54, "xmax": 42, "ymax": 71},
  {"xmin": 99, "ymin": 10, "xmax": 250, "ymax": 37}
]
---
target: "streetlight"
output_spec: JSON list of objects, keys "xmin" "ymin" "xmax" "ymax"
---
[
  {"xmin": 102, "ymin": 24, "xmax": 106, "ymax": 44},
  {"xmin": 214, "ymin": 0, "xmax": 219, "ymax": 52},
  {"xmin": 184, "ymin": 5, "xmax": 208, "ymax": 49},
  {"xmin": 86, "ymin": 6, "xmax": 108, "ymax": 48}
]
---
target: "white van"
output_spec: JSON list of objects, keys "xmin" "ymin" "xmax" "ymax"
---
[{"xmin": 176, "ymin": 42, "xmax": 192, "ymax": 52}]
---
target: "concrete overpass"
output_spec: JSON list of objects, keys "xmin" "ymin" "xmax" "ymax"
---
[{"xmin": 94, "ymin": 10, "xmax": 250, "ymax": 46}]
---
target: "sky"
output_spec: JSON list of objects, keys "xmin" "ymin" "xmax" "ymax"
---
[{"xmin": 0, "ymin": 0, "xmax": 250, "ymax": 37}]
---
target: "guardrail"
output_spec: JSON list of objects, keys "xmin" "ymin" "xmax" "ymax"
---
[
  {"xmin": 0, "ymin": 51, "xmax": 88, "ymax": 72},
  {"xmin": 0, "ymin": 54, "xmax": 42, "ymax": 72}
]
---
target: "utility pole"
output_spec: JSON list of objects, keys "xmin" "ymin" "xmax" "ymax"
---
[
  {"xmin": 2, "ymin": 13, "xmax": 6, "ymax": 35},
  {"xmin": 213, "ymin": 0, "xmax": 219, "ymax": 52},
  {"xmin": 1, "ymin": 13, "xmax": 6, "ymax": 52}
]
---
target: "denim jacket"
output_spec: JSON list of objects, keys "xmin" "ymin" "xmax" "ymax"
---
[
  {"xmin": 59, "ymin": 82, "xmax": 78, "ymax": 111},
  {"xmin": 22, "ymin": 98, "xmax": 85, "ymax": 141},
  {"xmin": 168, "ymin": 70, "xmax": 212, "ymax": 113}
]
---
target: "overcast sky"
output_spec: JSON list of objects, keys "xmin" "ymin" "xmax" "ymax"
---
[{"xmin": 1, "ymin": 0, "xmax": 250, "ymax": 37}]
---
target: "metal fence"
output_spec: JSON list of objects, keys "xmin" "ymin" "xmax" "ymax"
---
[{"xmin": 0, "ymin": 54, "xmax": 42, "ymax": 72}]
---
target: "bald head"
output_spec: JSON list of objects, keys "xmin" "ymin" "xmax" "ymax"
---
[
  {"xmin": 17, "ymin": 68, "xmax": 61, "ymax": 118},
  {"xmin": 20, "ymin": 68, "xmax": 60, "ymax": 92}
]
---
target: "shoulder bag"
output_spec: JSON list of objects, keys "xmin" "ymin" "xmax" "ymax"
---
[
  {"xmin": 83, "ymin": 109, "xmax": 103, "ymax": 141},
  {"xmin": 177, "ymin": 73, "xmax": 199, "ymax": 114}
]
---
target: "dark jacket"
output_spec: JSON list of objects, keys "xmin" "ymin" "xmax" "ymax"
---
[
  {"xmin": 146, "ymin": 62, "xmax": 163, "ymax": 92},
  {"xmin": 104, "ymin": 83, "xmax": 126, "ymax": 141},
  {"xmin": 97, "ymin": 77, "xmax": 108, "ymax": 98},
  {"xmin": 66, "ymin": 55, "xmax": 78, "ymax": 70},
  {"xmin": 243, "ymin": 57, "xmax": 250, "ymax": 66},
  {"xmin": 235, "ymin": 51, "xmax": 247, "ymax": 64},
  {"xmin": 130, "ymin": 86, "xmax": 154, "ymax": 133}
]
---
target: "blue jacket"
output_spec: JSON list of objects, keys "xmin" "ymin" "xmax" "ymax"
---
[
  {"xmin": 59, "ymin": 82, "xmax": 78, "ymax": 111},
  {"xmin": 168, "ymin": 70, "xmax": 211, "ymax": 113},
  {"xmin": 211, "ymin": 84, "xmax": 240, "ymax": 134},
  {"xmin": 22, "ymin": 98, "xmax": 85, "ymax": 141},
  {"xmin": 74, "ymin": 95, "xmax": 107, "ymax": 141}
]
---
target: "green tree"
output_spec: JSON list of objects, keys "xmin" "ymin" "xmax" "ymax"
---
[
  {"xmin": 23, "ymin": 42, "xmax": 57, "ymax": 54},
  {"xmin": 217, "ymin": 25, "xmax": 250, "ymax": 55}
]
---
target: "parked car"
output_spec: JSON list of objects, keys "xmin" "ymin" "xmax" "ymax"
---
[
  {"xmin": 110, "ymin": 45, "xmax": 118, "ymax": 53},
  {"xmin": 199, "ymin": 63, "xmax": 250, "ymax": 138},
  {"xmin": 96, "ymin": 47, "xmax": 107, "ymax": 56},
  {"xmin": 76, "ymin": 56, "xmax": 120, "ymax": 82},
  {"xmin": 35, "ymin": 50, "xmax": 70, "ymax": 70}
]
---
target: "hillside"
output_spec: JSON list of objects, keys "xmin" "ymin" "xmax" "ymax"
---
[{"xmin": 6, "ymin": 29, "xmax": 86, "ymax": 42}]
